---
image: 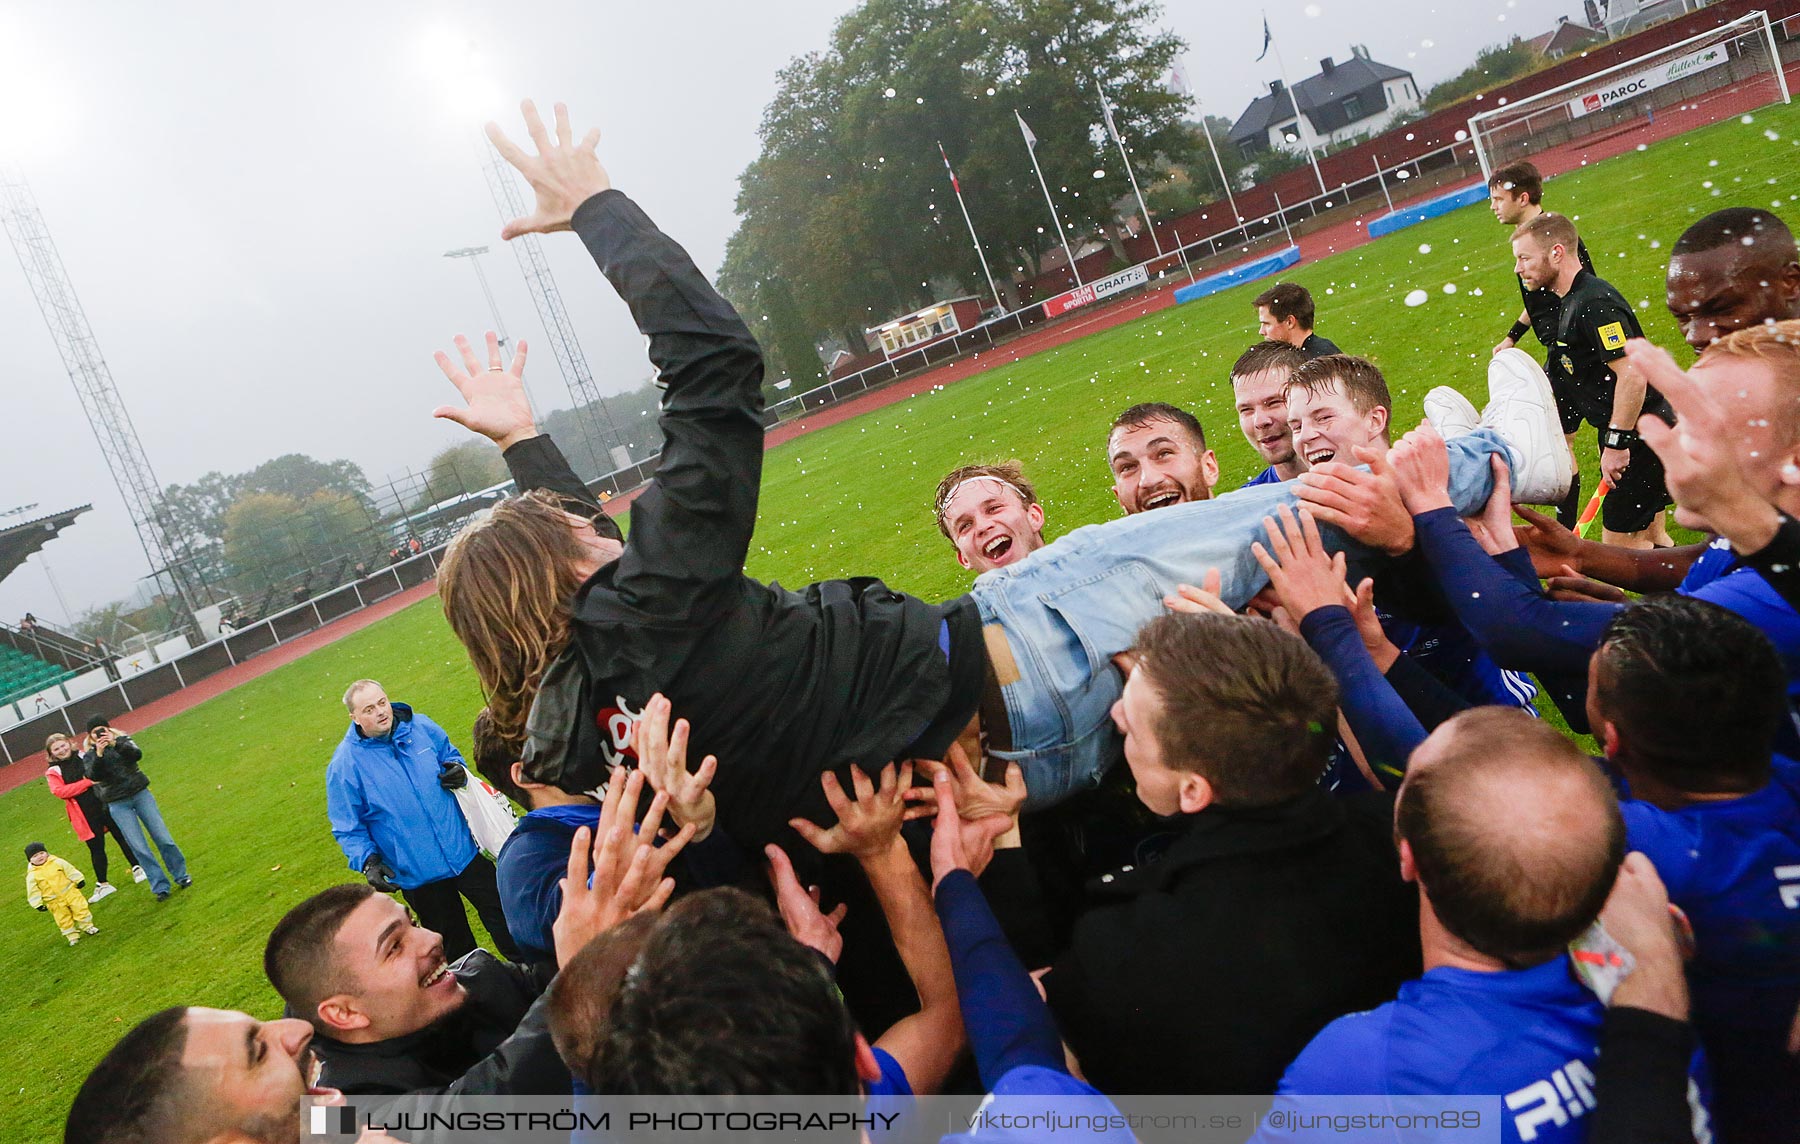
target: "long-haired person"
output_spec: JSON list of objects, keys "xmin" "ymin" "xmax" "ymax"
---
[{"xmin": 433, "ymin": 102, "xmax": 1557, "ymax": 851}]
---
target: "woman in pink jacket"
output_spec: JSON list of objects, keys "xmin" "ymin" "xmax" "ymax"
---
[{"xmin": 43, "ymin": 733, "xmax": 142, "ymax": 901}]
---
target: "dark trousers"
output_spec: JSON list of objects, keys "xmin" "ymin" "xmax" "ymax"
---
[
  {"xmin": 402, "ymin": 855, "xmax": 520, "ymax": 963},
  {"xmin": 83, "ymin": 825, "xmax": 140, "ymax": 884}
]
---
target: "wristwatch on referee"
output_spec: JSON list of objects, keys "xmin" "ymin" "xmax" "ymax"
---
[{"xmin": 1601, "ymin": 425, "xmax": 1640, "ymax": 451}]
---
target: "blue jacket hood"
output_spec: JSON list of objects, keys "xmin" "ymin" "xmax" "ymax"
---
[{"xmin": 345, "ymin": 701, "xmax": 416, "ymax": 746}]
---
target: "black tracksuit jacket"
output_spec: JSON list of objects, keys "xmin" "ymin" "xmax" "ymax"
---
[{"xmin": 504, "ymin": 190, "xmax": 983, "ymax": 850}]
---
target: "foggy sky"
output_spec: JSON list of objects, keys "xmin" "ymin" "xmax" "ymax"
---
[{"xmin": 0, "ymin": 0, "xmax": 1585, "ymax": 624}]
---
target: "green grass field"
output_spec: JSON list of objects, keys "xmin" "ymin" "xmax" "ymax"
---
[{"xmin": 3, "ymin": 104, "xmax": 1797, "ymax": 1138}]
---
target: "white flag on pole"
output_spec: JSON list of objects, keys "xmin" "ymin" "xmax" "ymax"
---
[
  {"xmin": 1099, "ymin": 92, "xmax": 1122, "ymax": 144},
  {"xmin": 1165, "ymin": 60, "xmax": 1192, "ymax": 99},
  {"xmin": 1015, "ymin": 110, "xmax": 1037, "ymax": 148}
]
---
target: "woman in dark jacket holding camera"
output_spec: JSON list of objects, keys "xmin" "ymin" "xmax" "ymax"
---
[{"xmin": 81, "ymin": 713, "xmax": 190, "ymax": 901}]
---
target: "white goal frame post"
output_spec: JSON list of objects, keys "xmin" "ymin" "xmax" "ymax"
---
[{"xmin": 1468, "ymin": 9, "xmax": 1791, "ymax": 180}]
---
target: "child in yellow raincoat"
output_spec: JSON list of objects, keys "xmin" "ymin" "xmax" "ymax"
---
[{"xmin": 25, "ymin": 842, "xmax": 99, "ymax": 945}]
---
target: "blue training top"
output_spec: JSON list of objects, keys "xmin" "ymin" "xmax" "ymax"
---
[
  {"xmin": 1240, "ymin": 465, "xmax": 1284, "ymax": 489},
  {"xmin": 1261, "ymin": 955, "xmax": 1712, "ymax": 1144},
  {"xmin": 1623, "ymin": 754, "xmax": 1800, "ymax": 1038},
  {"xmin": 495, "ymin": 803, "xmax": 602, "ymax": 964},
  {"xmin": 1679, "ymin": 538, "xmax": 1800, "ymax": 701}
]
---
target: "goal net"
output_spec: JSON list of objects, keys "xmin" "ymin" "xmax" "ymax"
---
[{"xmin": 1468, "ymin": 9, "xmax": 1791, "ymax": 179}]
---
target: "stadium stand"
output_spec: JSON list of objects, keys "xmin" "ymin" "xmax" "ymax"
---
[{"xmin": 0, "ymin": 641, "xmax": 74, "ymax": 708}]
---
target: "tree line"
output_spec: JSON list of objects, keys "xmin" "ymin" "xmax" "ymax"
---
[{"xmin": 716, "ymin": 0, "xmax": 1206, "ymax": 391}]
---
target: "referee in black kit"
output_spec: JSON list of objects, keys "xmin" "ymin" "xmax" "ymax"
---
[
  {"xmin": 1512, "ymin": 211, "xmax": 1672, "ymax": 547},
  {"xmin": 1488, "ymin": 160, "xmax": 1593, "ymax": 526}
]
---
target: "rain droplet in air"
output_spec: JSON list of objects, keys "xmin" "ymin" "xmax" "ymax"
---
[
  {"xmin": 1404, "ymin": 289, "xmax": 1429, "ymax": 307},
  {"xmin": 1418, "ymin": 243, "xmax": 1432, "ymax": 254}
]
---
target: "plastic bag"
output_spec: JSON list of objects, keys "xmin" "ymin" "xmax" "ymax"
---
[{"xmin": 451, "ymin": 767, "xmax": 519, "ymax": 859}]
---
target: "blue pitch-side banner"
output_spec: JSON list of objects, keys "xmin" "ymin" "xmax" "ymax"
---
[
  {"xmin": 1366, "ymin": 182, "xmax": 1489, "ymax": 238},
  {"xmin": 1173, "ymin": 244, "xmax": 1302, "ymax": 304}
]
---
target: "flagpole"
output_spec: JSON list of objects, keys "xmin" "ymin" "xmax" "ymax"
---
[
  {"xmin": 938, "ymin": 141, "xmax": 1003, "ymax": 309},
  {"xmin": 1191, "ymin": 96, "xmax": 1243, "ymax": 229},
  {"xmin": 1263, "ymin": 14, "xmax": 1330, "ymax": 197},
  {"xmin": 1096, "ymin": 78, "xmax": 1162, "ymax": 255},
  {"xmin": 1017, "ymin": 110, "xmax": 1083, "ymax": 287}
]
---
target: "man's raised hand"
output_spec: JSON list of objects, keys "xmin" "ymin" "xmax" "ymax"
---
[
  {"xmin": 1463, "ymin": 455, "xmax": 1521, "ymax": 558},
  {"xmin": 431, "ymin": 331, "xmax": 538, "ymax": 450},
  {"xmin": 764, "ymin": 843, "xmax": 847, "ymax": 964},
  {"xmin": 927, "ymin": 769, "xmax": 1011, "ymax": 890},
  {"xmin": 632, "ymin": 693, "xmax": 718, "ymax": 843},
  {"xmin": 906, "ymin": 743, "xmax": 1024, "ymax": 880},
  {"xmin": 1513, "ymin": 503, "xmax": 1584, "ymax": 578},
  {"xmin": 1252, "ymin": 505, "xmax": 1352, "ymax": 623},
  {"xmin": 551, "ymin": 766, "xmax": 695, "ymax": 968},
  {"xmin": 1387, "ymin": 420, "xmax": 1456, "ymax": 514},
  {"xmin": 1630, "ymin": 336, "xmax": 1782, "ymax": 547},
  {"xmin": 486, "ymin": 101, "xmax": 611, "ymax": 240},
  {"xmin": 1164, "ymin": 567, "xmax": 1233, "ymax": 616},
  {"xmin": 1295, "ymin": 450, "xmax": 1415, "ymax": 556},
  {"xmin": 908, "ymin": 742, "xmax": 1026, "ymax": 826},
  {"xmin": 789, "ymin": 763, "xmax": 912, "ymax": 861}
]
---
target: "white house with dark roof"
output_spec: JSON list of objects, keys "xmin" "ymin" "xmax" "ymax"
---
[{"xmin": 1229, "ymin": 44, "xmax": 1422, "ymax": 154}]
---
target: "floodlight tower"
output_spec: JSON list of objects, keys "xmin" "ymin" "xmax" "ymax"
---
[
  {"xmin": 0, "ymin": 164, "xmax": 207, "ymax": 636},
  {"xmin": 444, "ymin": 243, "xmax": 548, "ymax": 418},
  {"xmin": 479, "ymin": 145, "xmax": 630, "ymax": 475}
]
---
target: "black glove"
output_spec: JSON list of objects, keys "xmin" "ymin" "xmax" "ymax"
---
[
  {"xmin": 437, "ymin": 762, "xmax": 468, "ymax": 791},
  {"xmin": 362, "ymin": 856, "xmax": 400, "ymax": 894}
]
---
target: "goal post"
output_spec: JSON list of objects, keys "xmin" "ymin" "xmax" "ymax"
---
[{"xmin": 1468, "ymin": 9, "xmax": 1790, "ymax": 180}]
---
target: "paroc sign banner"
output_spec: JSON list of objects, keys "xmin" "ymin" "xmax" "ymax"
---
[
  {"xmin": 1042, "ymin": 265, "xmax": 1150, "ymax": 317},
  {"xmin": 1567, "ymin": 43, "xmax": 1730, "ymax": 118}
]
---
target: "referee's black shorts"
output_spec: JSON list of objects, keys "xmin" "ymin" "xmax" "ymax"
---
[
  {"xmin": 1549, "ymin": 371, "xmax": 1586, "ymax": 436},
  {"xmin": 1600, "ymin": 434, "xmax": 1671, "ymax": 533}
]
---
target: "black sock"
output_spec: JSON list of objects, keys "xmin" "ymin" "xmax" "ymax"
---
[{"xmin": 1556, "ymin": 471, "xmax": 1583, "ymax": 530}]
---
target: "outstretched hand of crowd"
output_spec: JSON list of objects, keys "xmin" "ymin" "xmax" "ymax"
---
[
  {"xmin": 1599, "ymin": 852, "xmax": 1688, "ymax": 1021},
  {"xmin": 1630, "ymin": 336, "xmax": 1784, "ymax": 551},
  {"xmin": 551, "ymin": 766, "xmax": 695, "ymax": 968},
  {"xmin": 927, "ymin": 767, "xmax": 1011, "ymax": 891},
  {"xmin": 431, "ymin": 331, "xmax": 538, "ymax": 451},
  {"xmin": 1253, "ymin": 505, "xmax": 1353, "ymax": 624},
  {"xmin": 1386, "ymin": 421, "xmax": 1455, "ymax": 514},
  {"xmin": 905, "ymin": 743, "xmax": 1023, "ymax": 880},
  {"xmin": 789, "ymin": 762, "xmax": 918, "ymax": 861},
  {"xmin": 632, "ymin": 693, "xmax": 719, "ymax": 842},
  {"xmin": 486, "ymin": 100, "xmax": 612, "ymax": 240},
  {"xmin": 1514, "ymin": 503, "xmax": 1583, "ymax": 578},
  {"xmin": 1164, "ymin": 567, "xmax": 1233, "ymax": 616},
  {"xmin": 1295, "ymin": 449, "xmax": 1415, "ymax": 556},
  {"xmin": 1462, "ymin": 456, "xmax": 1521, "ymax": 558},
  {"xmin": 764, "ymin": 843, "xmax": 847, "ymax": 964}
]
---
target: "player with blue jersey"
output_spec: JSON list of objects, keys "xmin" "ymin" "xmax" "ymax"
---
[
  {"xmin": 1257, "ymin": 708, "xmax": 1712, "ymax": 1144},
  {"xmin": 1386, "ymin": 327, "xmax": 1800, "ymax": 716},
  {"xmin": 1255, "ymin": 523, "xmax": 1800, "ymax": 1098},
  {"xmin": 1232, "ymin": 341, "xmax": 1308, "ymax": 489},
  {"xmin": 1586, "ymin": 596, "xmax": 1800, "ymax": 1140}
]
